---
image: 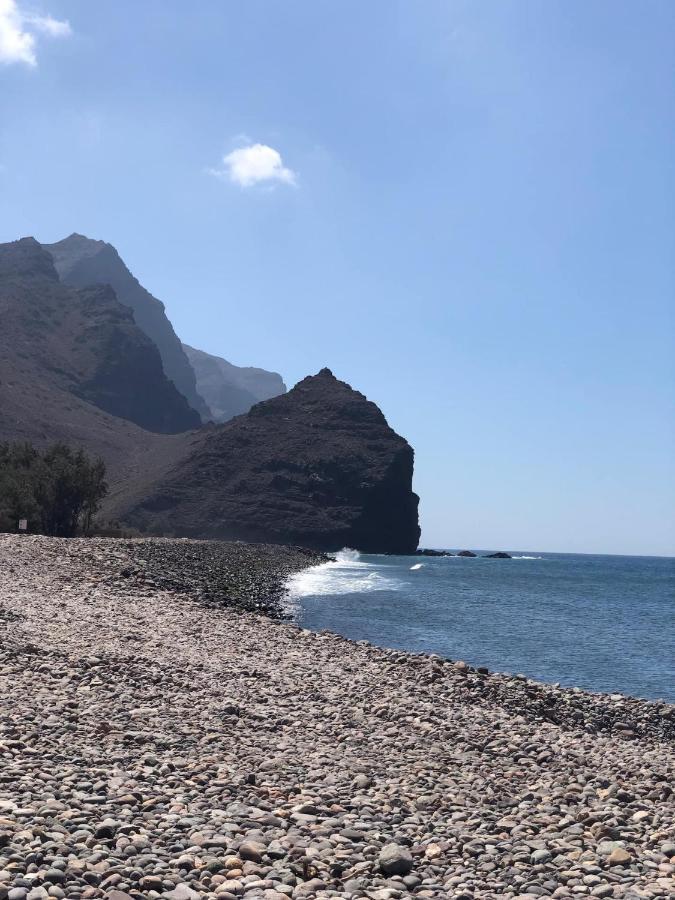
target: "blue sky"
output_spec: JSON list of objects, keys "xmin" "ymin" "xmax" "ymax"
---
[{"xmin": 1, "ymin": 1, "xmax": 674, "ymax": 555}]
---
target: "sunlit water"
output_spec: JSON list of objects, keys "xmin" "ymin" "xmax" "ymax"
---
[{"xmin": 286, "ymin": 549, "xmax": 675, "ymax": 701}]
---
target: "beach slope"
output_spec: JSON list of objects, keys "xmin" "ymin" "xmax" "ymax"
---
[{"xmin": 0, "ymin": 536, "xmax": 673, "ymax": 900}]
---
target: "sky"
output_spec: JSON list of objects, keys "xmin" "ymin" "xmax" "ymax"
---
[{"xmin": 1, "ymin": 1, "xmax": 674, "ymax": 556}]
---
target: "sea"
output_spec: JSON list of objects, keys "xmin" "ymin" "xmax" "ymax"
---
[{"xmin": 287, "ymin": 549, "xmax": 675, "ymax": 703}]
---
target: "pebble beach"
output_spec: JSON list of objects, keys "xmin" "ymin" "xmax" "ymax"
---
[{"xmin": 0, "ymin": 535, "xmax": 673, "ymax": 900}]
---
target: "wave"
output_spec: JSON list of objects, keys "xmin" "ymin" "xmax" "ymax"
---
[
  {"xmin": 410, "ymin": 563, "xmax": 424, "ymax": 570},
  {"xmin": 334, "ymin": 548, "xmax": 361, "ymax": 563},
  {"xmin": 512, "ymin": 555, "xmax": 544, "ymax": 560},
  {"xmin": 286, "ymin": 547, "xmax": 404, "ymax": 601}
]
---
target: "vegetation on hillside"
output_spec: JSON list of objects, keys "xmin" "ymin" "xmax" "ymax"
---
[{"xmin": 0, "ymin": 443, "xmax": 107, "ymax": 537}]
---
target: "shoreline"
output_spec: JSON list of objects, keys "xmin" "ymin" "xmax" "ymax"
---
[
  {"xmin": 283, "ymin": 551, "xmax": 674, "ymax": 710},
  {"xmin": 1, "ymin": 534, "xmax": 673, "ymax": 900},
  {"xmin": 285, "ymin": 560, "xmax": 674, "ymax": 741}
]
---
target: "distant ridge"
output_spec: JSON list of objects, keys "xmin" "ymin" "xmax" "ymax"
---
[{"xmin": 183, "ymin": 343, "xmax": 286, "ymax": 423}]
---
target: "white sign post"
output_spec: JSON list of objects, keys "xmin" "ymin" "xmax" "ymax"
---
[{"xmin": 18, "ymin": 519, "xmax": 27, "ymax": 533}]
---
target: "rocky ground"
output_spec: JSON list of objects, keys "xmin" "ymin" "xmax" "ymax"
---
[{"xmin": 0, "ymin": 536, "xmax": 673, "ymax": 900}]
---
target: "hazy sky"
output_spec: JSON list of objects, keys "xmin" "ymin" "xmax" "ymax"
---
[{"xmin": 1, "ymin": 1, "xmax": 674, "ymax": 555}]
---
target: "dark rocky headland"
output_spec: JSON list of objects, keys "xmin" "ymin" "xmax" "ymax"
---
[
  {"xmin": 1, "ymin": 535, "xmax": 673, "ymax": 900},
  {"xmin": 108, "ymin": 369, "xmax": 420, "ymax": 554}
]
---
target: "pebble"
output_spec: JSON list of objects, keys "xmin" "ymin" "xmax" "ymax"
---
[
  {"xmin": 0, "ymin": 534, "xmax": 673, "ymax": 900},
  {"xmin": 378, "ymin": 845, "xmax": 413, "ymax": 877}
]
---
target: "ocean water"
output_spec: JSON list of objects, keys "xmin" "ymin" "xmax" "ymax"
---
[{"xmin": 287, "ymin": 549, "xmax": 675, "ymax": 702}]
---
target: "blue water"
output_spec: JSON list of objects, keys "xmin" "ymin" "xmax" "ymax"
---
[{"xmin": 287, "ymin": 550, "xmax": 675, "ymax": 702}]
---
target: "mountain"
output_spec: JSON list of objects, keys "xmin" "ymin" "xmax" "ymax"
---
[
  {"xmin": 42, "ymin": 234, "xmax": 211, "ymax": 420},
  {"xmin": 0, "ymin": 238, "xmax": 200, "ymax": 439},
  {"xmin": 1, "ymin": 236, "xmax": 421, "ymax": 554},
  {"xmin": 183, "ymin": 343, "xmax": 286, "ymax": 423},
  {"xmin": 106, "ymin": 368, "xmax": 421, "ymax": 553}
]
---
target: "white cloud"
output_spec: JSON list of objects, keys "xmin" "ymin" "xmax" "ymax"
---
[
  {"xmin": 210, "ymin": 142, "xmax": 297, "ymax": 188},
  {"xmin": 28, "ymin": 13, "xmax": 71, "ymax": 37},
  {"xmin": 0, "ymin": 0, "xmax": 71, "ymax": 67}
]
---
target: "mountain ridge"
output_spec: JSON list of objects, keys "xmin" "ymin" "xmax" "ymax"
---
[
  {"xmin": 43, "ymin": 233, "xmax": 212, "ymax": 420},
  {"xmin": 0, "ymin": 237, "xmax": 200, "ymax": 436},
  {"xmin": 42, "ymin": 233, "xmax": 288, "ymax": 424},
  {"xmin": 183, "ymin": 343, "xmax": 286, "ymax": 423}
]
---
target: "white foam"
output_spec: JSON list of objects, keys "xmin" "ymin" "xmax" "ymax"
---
[
  {"xmin": 512, "ymin": 555, "xmax": 544, "ymax": 560},
  {"xmin": 334, "ymin": 548, "xmax": 361, "ymax": 563},
  {"xmin": 410, "ymin": 563, "xmax": 424, "ymax": 570},
  {"xmin": 285, "ymin": 547, "xmax": 403, "ymax": 604}
]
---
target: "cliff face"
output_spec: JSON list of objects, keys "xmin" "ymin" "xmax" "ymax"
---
[
  {"xmin": 0, "ymin": 238, "xmax": 201, "ymax": 436},
  {"xmin": 113, "ymin": 369, "xmax": 421, "ymax": 553},
  {"xmin": 183, "ymin": 343, "xmax": 286, "ymax": 423},
  {"xmin": 43, "ymin": 234, "xmax": 211, "ymax": 421}
]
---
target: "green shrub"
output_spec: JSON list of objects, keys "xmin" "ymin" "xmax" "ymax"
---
[{"xmin": 0, "ymin": 442, "xmax": 107, "ymax": 537}]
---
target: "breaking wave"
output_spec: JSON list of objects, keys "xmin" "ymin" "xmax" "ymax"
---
[{"xmin": 285, "ymin": 548, "xmax": 403, "ymax": 603}]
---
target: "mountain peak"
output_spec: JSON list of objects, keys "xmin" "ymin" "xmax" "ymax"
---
[
  {"xmin": 0, "ymin": 236, "xmax": 201, "ymax": 435},
  {"xmin": 41, "ymin": 234, "xmax": 211, "ymax": 422},
  {"xmin": 44, "ymin": 234, "xmax": 111, "ymax": 278},
  {"xmin": 288, "ymin": 369, "xmax": 376, "ymax": 415},
  {"xmin": 0, "ymin": 237, "xmax": 59, "ymax": 280},
  {"xmin": 65, "ymin": 232, "xmax": 95, "ymax": 242}
]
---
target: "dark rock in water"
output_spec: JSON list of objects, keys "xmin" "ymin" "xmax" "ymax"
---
[
  {"xmin": 183, "ymin": 343, "xmax": 286, "ymax": 423},
  {"xmin": 43, "ymin": 234, "xmax": 211, "ymax": 421},
  {"xmin": 416, "ymin": 548, "xmax": 455, "ymax": 557},
  {"xmin": 484, "ymin": 551, "xmax": 512, "ymax": 559},
  {"xmin": 0, "ymin": 238, "xmax": 200, "ymax": 436},
  {"xmin": 112, "ymin": 369, "xmax": 421, "ymax": 554},
  {"xmin": 457, "ymin": 550, "xmax": 478, "ymax": 557}
]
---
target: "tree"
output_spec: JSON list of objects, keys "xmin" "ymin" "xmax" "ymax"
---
[
  {"xmin": 81, "ymin": 455, "xmax": 107, "ymax": 535},
  {"xmin": 0, "ymin": 443, "xmax": 42, "ymax": 533},
  {"xmin": 0, "ymin": 442, "xmax": 108, "ymax": 536}
]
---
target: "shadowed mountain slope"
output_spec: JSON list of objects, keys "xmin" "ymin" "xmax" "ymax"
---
[
  {"xmin": 107, "ymin": 368, "xmax": 420, "ymax": 553},
  {"xmin": 43, "ymin": 234, "xmax": 211, "ymax": 420},
  {"xmin": 0, "ymin": 238, "xmax": 200, "ymax": 438}
]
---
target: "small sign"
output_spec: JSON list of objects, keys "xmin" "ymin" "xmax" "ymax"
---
[{"xmin": 18, "ymin": 519, "xmax": 27, "ymax": 532}]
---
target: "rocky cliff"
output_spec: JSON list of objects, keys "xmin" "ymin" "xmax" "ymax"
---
[
  {"xmin": 43, "ymin": 234, "xmax": 211, "ymax": 420},
  {"xmin": 110, "ymin": 369, "xmax": 420, "ymax": 553},
  {"xmin": 183, "ymin": 343, "xmax": 286, "ymax": 423},
  {"xmin": 0, "ymin": 238, "xmax": 201, "ymax": 436}
]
